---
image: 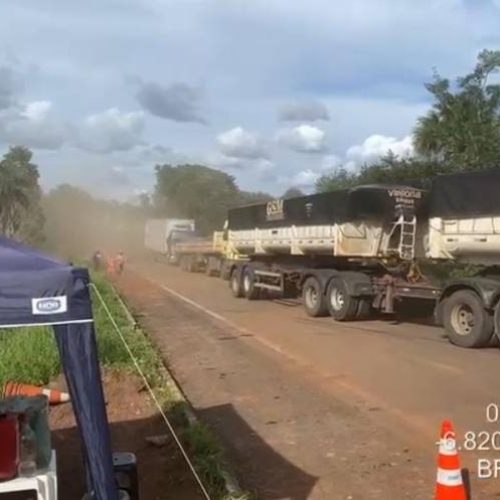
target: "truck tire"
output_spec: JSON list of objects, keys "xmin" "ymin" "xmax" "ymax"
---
[
  {"xmin": 242, "ymin": 267, "xmax": 259, "ymax": 300},
  {"xmin": 326, "ymin": 277, "xmax": 359, "ymax": 321},
  {"xmin": 230, "ymin": 269, "xmax": 244, "ymax": 298},
  {"xmin": 494, "ymin": 301, "xmax": 500, "ymax": 343},
  {"xmin": 443, "ymin": 290, "xmax": 494, "ymax": 348},
  {"xmin": 302, "ymin": 277, "xmax": 328, "ymax": 317}
]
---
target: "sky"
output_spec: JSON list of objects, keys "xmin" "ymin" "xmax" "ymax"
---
[{"xmin": 0, "ymin": 0, "xmax": 499, "ymax": 200}]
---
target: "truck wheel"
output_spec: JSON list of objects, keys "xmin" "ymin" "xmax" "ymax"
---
[
  {"xmin": 443, "ymin": 290, "xmax": 493, "ymax": 348},
  {"xmin": 242, "ymin": 267, "xmax": 259, "ymax": 300},
  {"xmin": 302, "ymin": 277, "xmax": 327, "ymax": 317},
  {"xmin": 494, "ymin": 301, "xmax": 500, "ymax": 343},
  {"xmin": 230, "ymin": 269, "xmax": 244, "ymax": 298},
  {"xmin": 326, "ymin": 278, "xmax": 358, "ymax": 321}
]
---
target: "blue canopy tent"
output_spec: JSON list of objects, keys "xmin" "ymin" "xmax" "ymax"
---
[{"xmin": 0, "ymin": 236, "xmax": 119, "ymax": 500}]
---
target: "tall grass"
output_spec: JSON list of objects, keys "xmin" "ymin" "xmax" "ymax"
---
[
  {"xmin": 0, "ymin": 272, "xmax": 162, "ymax": 387},
  {"xmin": 0, "ymin": 327, "xmax": 60, "ymax": 386}
]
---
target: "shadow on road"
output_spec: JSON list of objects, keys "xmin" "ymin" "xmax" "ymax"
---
[
  {"xmin": 52, "ymin": 412, "xmax": 204, "ymax": 500},
  {"xmin": 197, "ymin": 403, "xmax": 318, "ymax": 500},
  {"xmin": 52, "ymin": 402, "xmax": 317, "ymax": 500}
]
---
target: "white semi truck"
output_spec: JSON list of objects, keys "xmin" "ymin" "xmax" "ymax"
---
[
  {"xmin": 144, "ymin": 218, "xmax": 195, "ymax": 264},
  {"xmin": 223, "ymin": 168, "xmax": 500, "ymax": 348}
]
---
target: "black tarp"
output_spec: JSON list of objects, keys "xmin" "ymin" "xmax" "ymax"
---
[
  {"xmin": 429, "ymin": 167, "xmax": 500, "ymax": 218},
  {"xmin": 227, "ymin": 191, "xmax": 350, "ymax": 230},
  {"xmin": 227, "ymin": 185, "xmax": 426, "ymax": 230}
]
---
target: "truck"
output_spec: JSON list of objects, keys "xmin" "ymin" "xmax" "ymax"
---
[
  {"xmin": 221, "ymin": 168, "xmax": 500, "ymax": 349},
  {"xmin": 174, "ymin": 223, "xmax": 248, "ymax": 276},
  {"xmin": 144, "ymin": 218, "xmax": 196, "ymax": 264}
]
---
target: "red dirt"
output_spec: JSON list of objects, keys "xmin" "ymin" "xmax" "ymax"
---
[
  {"xmin": 120, "ymin": 257, "xmax": 500, "ymax": 499},
  {"xmin": 49, "ymin": 369, "xmax": 203, "ymax": 500},
  {"xmin": 115, "ymin": 267, "xmax": 436, "ymax": 499}
]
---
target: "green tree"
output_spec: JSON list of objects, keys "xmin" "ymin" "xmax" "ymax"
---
[
  {"xmin": 238, "ymin": 190, "xmax": 273, "ymax": 205},
  {"xmin": 414, "ymin": 49, "xmax": 500, "ymax": 169},
  {"xmin": 316, "ymin": 154, "xmax": 443, "ymax": 193},
  {"xmin": 154, "ymin": 164, "xmax": 241, "ymax": 235},
  {"xmin": 283, "ymin": 187, "xmax": 304, "ymax": 198},
  {"xmin": 0, "ymin": 146, "xmax": 44, "ymax": 244},
  {"xmin": 315, "ymin": 166, "xmax": 359, "ymax": 192}
]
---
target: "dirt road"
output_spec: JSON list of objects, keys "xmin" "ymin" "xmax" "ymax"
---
[{"xmin": 118, "ymin": 257, "xmax": 500, "ymax": 499}]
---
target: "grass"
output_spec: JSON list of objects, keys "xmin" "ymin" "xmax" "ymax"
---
[
  {"xmin": 0, "ymin": 327, "xmax": 60, "ymax": 386},
  {"xmin": 0, "ymin": 272, "xmax": 163, "ymax": 389},
  {"xmin": 0, "ymin": 270, "xmax": 252, "ymax": 500}
]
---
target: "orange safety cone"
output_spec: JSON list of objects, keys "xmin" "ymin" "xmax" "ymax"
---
[
  {"xmin": 2, "ymin": 381, "xmax": 70, "ymax": 405},
  {"xmin": 435, "ymin": 420, "xmax": 467, "ymax": 500}
]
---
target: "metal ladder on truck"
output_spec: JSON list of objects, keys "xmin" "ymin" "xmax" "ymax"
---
[
  {"xmin": 388, "ymin": 208, "xmax": 417, "ymax": 260},
  {"xmin": 398, "ymin": 212, "xmax": 417, "ymax": 260}
]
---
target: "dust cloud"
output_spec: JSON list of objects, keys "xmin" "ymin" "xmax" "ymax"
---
[{"xmin": 42, "ymin": 188, "xmax": 147, "ymax": 263}]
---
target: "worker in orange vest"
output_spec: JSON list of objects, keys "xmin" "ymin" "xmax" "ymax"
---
[
  {"xmin": 106, "ymin": 255, "xmax": 116, "ymax": 276},
  {"xmin": 115, "ymin": 251, "xmax": 125, "ymax": 275}
]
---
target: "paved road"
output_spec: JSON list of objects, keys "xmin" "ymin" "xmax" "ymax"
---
[{"xmin": 127, "ymin": 257, "xmax": 500, "ymax": 498}]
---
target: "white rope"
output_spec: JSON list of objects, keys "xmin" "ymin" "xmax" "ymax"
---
[{"xmin": 89, "ymin": 283, "xmax": 212, "ymax": 500}]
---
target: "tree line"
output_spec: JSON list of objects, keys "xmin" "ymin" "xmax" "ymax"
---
[
  {"xmin": 316, "ymin": 49, "xmax": 500, "ymax": 191},
  {"xmin": 2, "ymin": 49, "xmax": 500, "ymax": 250}
]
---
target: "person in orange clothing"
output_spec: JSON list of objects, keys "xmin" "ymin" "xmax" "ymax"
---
[
  {"xmin": 106, "ymin": 255, "xmax": 116, "ymax": 276},
  {"xmin": 114, "ymin": 251, "xmax": 125, "ymax": 275}
]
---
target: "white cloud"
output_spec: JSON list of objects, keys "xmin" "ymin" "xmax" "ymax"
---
[
  {"xmin": 208, "ymin": 151, "xmax": 275, "ymax": 174},
  {"xmin": 217, "ymin": 126, "xmax": 268, "ymax": 159},
  {"xmin": 22, "ymin": 101, "xmax": 51, "ymax": 121},
  {"xmin": 0, "ymin": 100, "xmax": 68, "ymax": 150},
  {"xmin": 279, "ymin": 100, "xmax": 330, "ymax": 122},
  {"xmin": 254, "ymin": 158, "xmax": 274, "ymax": 171},
  {"xmin": 277, "ymin": 124, "xmax": 327, "ymax": 153},
  {"xmin": 78, "ymin": 108, "xmax": 145, "ymax": 153},
  {"xmin": 320, "ymin": 153, "xmax": 342, "ymax": 171},
  {"xmin": 106, "ymin": 165, "xmax": 131, "ymax": 186},
  {"xmin": 133, "ymin": 187, "xmax": 149, "ymax": 197},
  {"xmin": 290, "ymin": 169, "xmax": 320, "ymax": 188},
  {"xmin": 346, "ymin": 134, "xmax": 414, "ymax": 164}
]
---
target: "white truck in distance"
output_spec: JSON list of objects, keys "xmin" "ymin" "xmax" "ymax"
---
[{"xmin": 144, "ymin": 218, "xmax": 195, "ymax": 264}]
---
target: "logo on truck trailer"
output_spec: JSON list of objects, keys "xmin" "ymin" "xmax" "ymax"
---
[
  {"xmin": 388, "ymin": 188, "xmax": 422, "ymax": 207},
  {"xmin": 266, "ymin": 199, "xmax": 285, "ymax": 221}
]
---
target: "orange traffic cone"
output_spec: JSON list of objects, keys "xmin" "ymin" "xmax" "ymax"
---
[
  {"xmin": 435, "ymin": 420, "xmax": 467, "ymax": 500},
  {"xmin": 2, "ymin": 381, "xmax": 70, "ymax": 405}
]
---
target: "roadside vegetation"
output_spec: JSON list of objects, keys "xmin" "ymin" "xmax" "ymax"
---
[
  {"xmin": 0, "ymin": 271, "xmax": 252, "ymax": 499},
  {"xmin": 0, "ymin": 272, "xmax": 160, "ymax": 387}
]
